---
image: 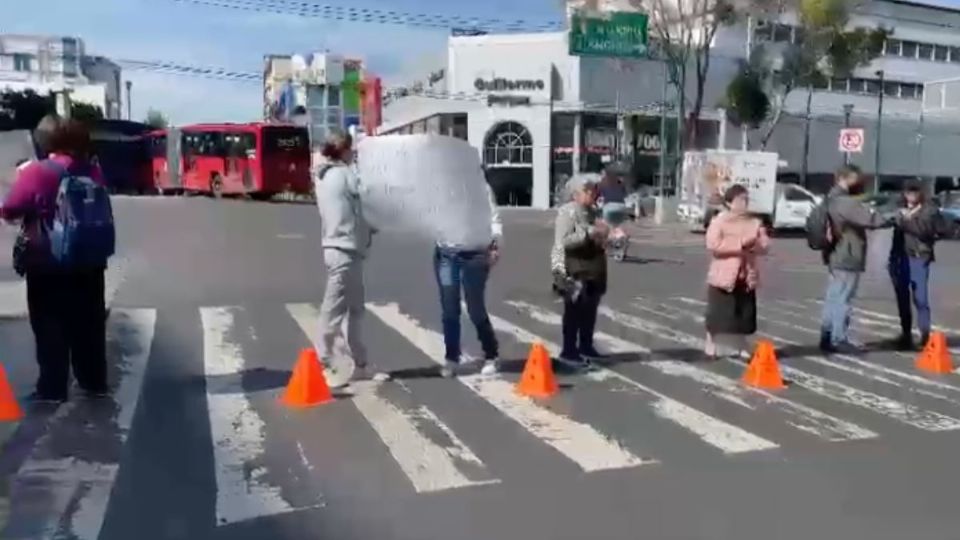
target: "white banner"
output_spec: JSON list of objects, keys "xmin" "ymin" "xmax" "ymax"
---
[
  {"xmin": 865, "ymin": 228, "xmax": 894, "ymax": 281},
  {"xmin": 356, "ymin": 134, "xmax": 493, "ymax": 247}
]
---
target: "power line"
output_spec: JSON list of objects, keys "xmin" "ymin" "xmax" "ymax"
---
[
  {"xmin": 168, "ymin": 0, "xmax": 565, "ymax": 32},
  {"xmin": 117, "ymin": 58, "xmax": 261, "ymax": 82}
]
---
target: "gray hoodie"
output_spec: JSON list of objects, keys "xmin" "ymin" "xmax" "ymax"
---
[
  {"xmin": 316, "ymin": 163, "xmax": 372, "ymax": 256},
  {"xmin": 825, "ymin": 185, "xmax": 891, "ymax": 272}
]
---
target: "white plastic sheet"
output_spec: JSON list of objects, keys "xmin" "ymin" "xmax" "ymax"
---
[
  {"xmin": 866, "ymin": 228, "xmax": 894, "ymax": 280},
  {"xmin": 356, "ymin": 134, "xmax": 493, "ymax": 247}
]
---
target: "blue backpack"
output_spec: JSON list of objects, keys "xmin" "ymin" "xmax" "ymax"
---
[{"xmin": 43, "ymin": 160, "xmax": 115, "ymax": 268}]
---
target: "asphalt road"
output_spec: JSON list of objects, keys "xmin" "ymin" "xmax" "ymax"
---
[{"xmin": 3, "ymin": 196, "xmax": 960, "ymax": 540}]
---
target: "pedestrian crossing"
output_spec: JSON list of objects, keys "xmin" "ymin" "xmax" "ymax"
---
[{"xmin": 5, "ymin": 295, "xmax": 960, "ymax": 536}]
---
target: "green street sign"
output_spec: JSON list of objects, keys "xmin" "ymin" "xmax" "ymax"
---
[{"xmin": 569, "ymin": 11, "xmax": 649, "ymax": 58}]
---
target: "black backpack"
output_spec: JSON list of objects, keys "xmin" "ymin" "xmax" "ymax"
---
[{"xmin": 805, "ymin": 197, "xmax": 834, "ymax": 251}]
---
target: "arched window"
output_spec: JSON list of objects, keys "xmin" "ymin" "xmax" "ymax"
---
[{"xmin": 484, "ymin": 121, "xmax": 533, "ymax": 166}]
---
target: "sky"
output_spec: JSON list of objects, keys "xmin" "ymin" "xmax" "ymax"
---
[{"xmin": 5, "ymin": 0, "xmax": 561, "ymax": 125}]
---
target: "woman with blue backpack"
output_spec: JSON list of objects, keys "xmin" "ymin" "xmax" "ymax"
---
[{"xmin": 2, "ymin": 115, "xmax": 115, "ymax": 403}]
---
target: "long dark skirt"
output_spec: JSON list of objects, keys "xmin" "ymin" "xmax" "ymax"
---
[{"xmin": 705, "ymin": 281, "xmax": 757, "ymax": 335}]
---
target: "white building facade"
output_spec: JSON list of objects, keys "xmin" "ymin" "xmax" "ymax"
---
[
  {"xmin": 382, "ymin": 0, "xmax": 960, "ymax": 208},
  {"xmin": 0, "ymin": 34, "xmax": 123, "ymax": 119}
]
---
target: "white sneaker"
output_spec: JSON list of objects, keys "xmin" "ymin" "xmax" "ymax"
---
[
  {"xmin": 480, "ymin": 359, "xmax": 500, "ymax": 376},
  {"xmin": 440, "ymin": 360, "xmax": 458, "ymax": 379},
  {"xmin": 351, "ymin": 365, "xmax": 391, "ymax": 383}
]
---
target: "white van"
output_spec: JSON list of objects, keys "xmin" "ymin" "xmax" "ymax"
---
[{"xmin": 681, "ymin": 182, "xmax": 821, "ymax": 232}]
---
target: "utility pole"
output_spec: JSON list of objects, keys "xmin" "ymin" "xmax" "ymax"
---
[
  {"xmin": 842, "ymin": 103, "xmax": 853, "ymax": 166},
  {"xmin": 800, "ymin": 88, "xmax": 813, "ymax": 188},
  {"xmin": 874, "ymin": 70, "xmax": 884, "ymax": 193},
  {"xmin": 658, "ymin": 60, "xmax": 668, "ymax": 196},
  {"xmin": 126, "ymin": 80, "xmax": 133, "ymax": 121},
  {"xmin": 742, "ymin": 15, "xmax": 753, "ymax": 151}
]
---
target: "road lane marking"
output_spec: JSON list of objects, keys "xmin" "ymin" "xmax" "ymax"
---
[
  {"xmin": 754, "ymin": 303, "xmax": 960, "ymax": 393},
  {"xmin": 490, "ymin": 302, "xmax": 778, "ymax": 453},
  {"xmin": 366, "ymin": 302, "xmax": 650, "ymax": 472},
  {"xmin": 0, "ymin": 256, "xmax": 127, "ymax": 319},
  {"xmin": 506, "ymin": 300, "xmax": 873, "ymax": 443},
  {"xmin": 607, "ymin": 301, "xmax": 960, "ymax": 432},
  {"xmin": 276, "ymin": 233, "xmax": 305, "ymax": 240},
  {"xmin": 286, "ymin": 303, "xmax": 499, "ymax": 493},
  {"xmin": 201, "ymin": 307, "xmax": 320, "ymax": 526},
  {"xmin": 4, "ymin": 309, "xmax": 155, "ymax": 540}
]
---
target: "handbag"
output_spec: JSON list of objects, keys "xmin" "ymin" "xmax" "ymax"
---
[{"xmin": 11, "ymin": 225, "xmax": 28, "ymax": 277}]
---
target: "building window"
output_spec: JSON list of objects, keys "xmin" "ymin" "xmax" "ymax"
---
[
  {"xmin": 12, "ymin": 54, "xmax": 32, "ymax": 72},
  {"xmin": 865, "ymin": 79, "xmax": 881, "ymax": 96},
  {"xmin": 451, "ymin": 114, "xmax": 467, "ymax": 140},
  {"xmin": 883, "ymin": 81, "xmax": 900, "ymax": 98},
  {"xmin": 484, "ymin": 121, "xmax": 533, "ymax": 165},
  {"xmin": 773, "ymin": 23, "xmax": 792, "ymax": 43},
  {"xmin": 885, "ymin": 39, "xmax": 901, "ymax": 56},
  {"xmin": 753, "ymin": 21, "xmax": 773, "ymax": 42},
  {"xmin": 830, "ymin": 78, "xmax": 848, "ymax": 93},
  {"xmin": 901, "ymin": 40, "xmax": 918, "ymax": 58},
  {"xmin": 918, "ymin": 43, "xmax": 934, "ymax": 61},
  {"xmin": 935, "ymin": 45, "xmax": 949, "ymax": 62},
  {"xmin": 951, "ymin": 47, "xmax": 960, "ymax": 63}
]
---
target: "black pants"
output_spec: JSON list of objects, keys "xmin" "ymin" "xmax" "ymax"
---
[
  {"xmin": 561, "ymin": 281, "xmax": 604, "ymax": 357},
  {"xmin": 26, "ymin": 268, "xmax": 107, "ymax": 398}
]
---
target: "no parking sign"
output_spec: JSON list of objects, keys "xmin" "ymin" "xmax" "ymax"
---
[{"xmin": 839, "ymin": 128, "xmax": 864, "ymax": 153}]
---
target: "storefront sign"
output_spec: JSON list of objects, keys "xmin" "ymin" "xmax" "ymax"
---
[
  {"xmin": 569, "ymin": 11, "xmax": 649, "ymax": 58},
  {"xmin": 637, "ymin": 132, "xmax": 661, "ymax": 155},
  {"xmin": 474, "ymin": 78, "xmax": 546, "ymax": 92}
]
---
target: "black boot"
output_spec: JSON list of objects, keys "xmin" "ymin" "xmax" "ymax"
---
[{"xmin": 895, "ymin": 333, "xmax": 915, "ymax": 352}]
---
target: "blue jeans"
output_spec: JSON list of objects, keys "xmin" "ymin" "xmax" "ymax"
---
[
  {"xmin": 889, "ymin": 256, "xmax": 931, "ymax": 338},
  {"xmin": 602, "ymin": 203, "xmax": 629, "ymax": 227},
  {"xmin": 434, "ymin": 247, "xmax": 499, "ymax": 362},
  {"xmin": 820, "ymin": 270, "xmax": 861, "ymax": 346}
]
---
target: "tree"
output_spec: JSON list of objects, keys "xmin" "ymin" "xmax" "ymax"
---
[
  {"xmin": 0, "ymin": 89, "xmax": 104, "ymax": 130},
  {"xmin": 145, "ymin": 108, "xmax": 169, "ymax": 129},
  {"xmin": 724, "ymin": 59, "xmax": 770, "ymax": 129},
  {"xmin": 632, "ymin": 0, "xmax": 738, "ymax": 149},
  {"xmin": 0, "ymin": 89, "xmax": 53, "ymax": 131},
  {"xmin": 746, "ymin": 0, "xmax": 888, "ymax": 149},
  {"xmin": 564, "ymin": 0, "xmax": 741, "ymax": 154},
  {"xmin": 71, "ymin": 102, "xmax": 104, "ymax": 123}
]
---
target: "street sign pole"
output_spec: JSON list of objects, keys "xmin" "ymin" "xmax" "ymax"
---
[{"xmin": 842, "ymin": 104, "xmax": 853, "ymax": 166}]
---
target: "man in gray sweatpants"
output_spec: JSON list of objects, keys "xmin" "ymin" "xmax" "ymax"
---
[{"xmin": 315, "ymin": 133, "xmax": 387, "ymax": 387}]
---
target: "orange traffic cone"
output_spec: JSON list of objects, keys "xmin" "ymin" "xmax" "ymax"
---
[
  {"xmin": 279, "ymin": 348, "xmax": 334, "ymax": 408},
  {"xmin": 515, "ymin": 342, "xmax": 559, "ymax": 399},
  {"xmin": 916, "ymin": 332, "xmax": 954, "ymax": 374},
  {"xmin": 741, "ymin": 340, "xmax": 786, "ymax": 390},
  {"xmin": 0, "ymin": 363, "xmax": 23, "ymax": 422}
]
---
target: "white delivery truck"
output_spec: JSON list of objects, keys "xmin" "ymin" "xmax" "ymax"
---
[{"xmin": 677, "ymin": 150, "xmax": 821, "ymax": 232}]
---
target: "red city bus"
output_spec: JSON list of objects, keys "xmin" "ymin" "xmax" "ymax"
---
[{"xmin": 150, "ymin": 123, "xmax": 311, "ymax": 199}]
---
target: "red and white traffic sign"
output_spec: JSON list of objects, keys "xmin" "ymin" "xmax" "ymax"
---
[{"xmin": 838, "ymin": 128, "xmax": 864, "ymax": 153}]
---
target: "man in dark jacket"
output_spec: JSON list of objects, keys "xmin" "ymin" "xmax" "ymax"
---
[
  {"xmin": 888, "ymin": 180, "xmax": 947, "ymax": 350},
  {"xmin": 820, "ymin": 165, "xmax": 892, "ymax": 353}
]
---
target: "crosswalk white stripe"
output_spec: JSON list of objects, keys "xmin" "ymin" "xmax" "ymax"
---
[
  {"xmin": 7, "ymin": 309, "xmax": 156, "ymax": 540},
  {"xmin": 601, "ymin": 303, "xmax": 960, "ymax": 432},
  {"xmin": 366, "ymin": 302, "xmax": 650, "ymax": 472},
  {"xmin": 506, "ymin": 300, "xmax": 874, "ymax": 442},
  {"xmin": 665, "ymin": 298, "xmax": 960, "ymax": 399},
  {"xmin": 201, "ymin": 307, "xmax": 319, "ymax": 526},
  {"xmin": 806, "ymin": 299, "xmax": 960, "ymax": 336},
  {"xmin": 492, "ymin": 302, "xmax": 779, "ymax": 453},
  {"xmin": 286, "ymin": 303, "xmax": 499, "ymax": 493}
]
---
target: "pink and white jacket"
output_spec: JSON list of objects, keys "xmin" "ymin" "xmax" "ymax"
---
[{"xmin": 705, "ymin": 211, "xmax": 770, "ymax": 292}]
